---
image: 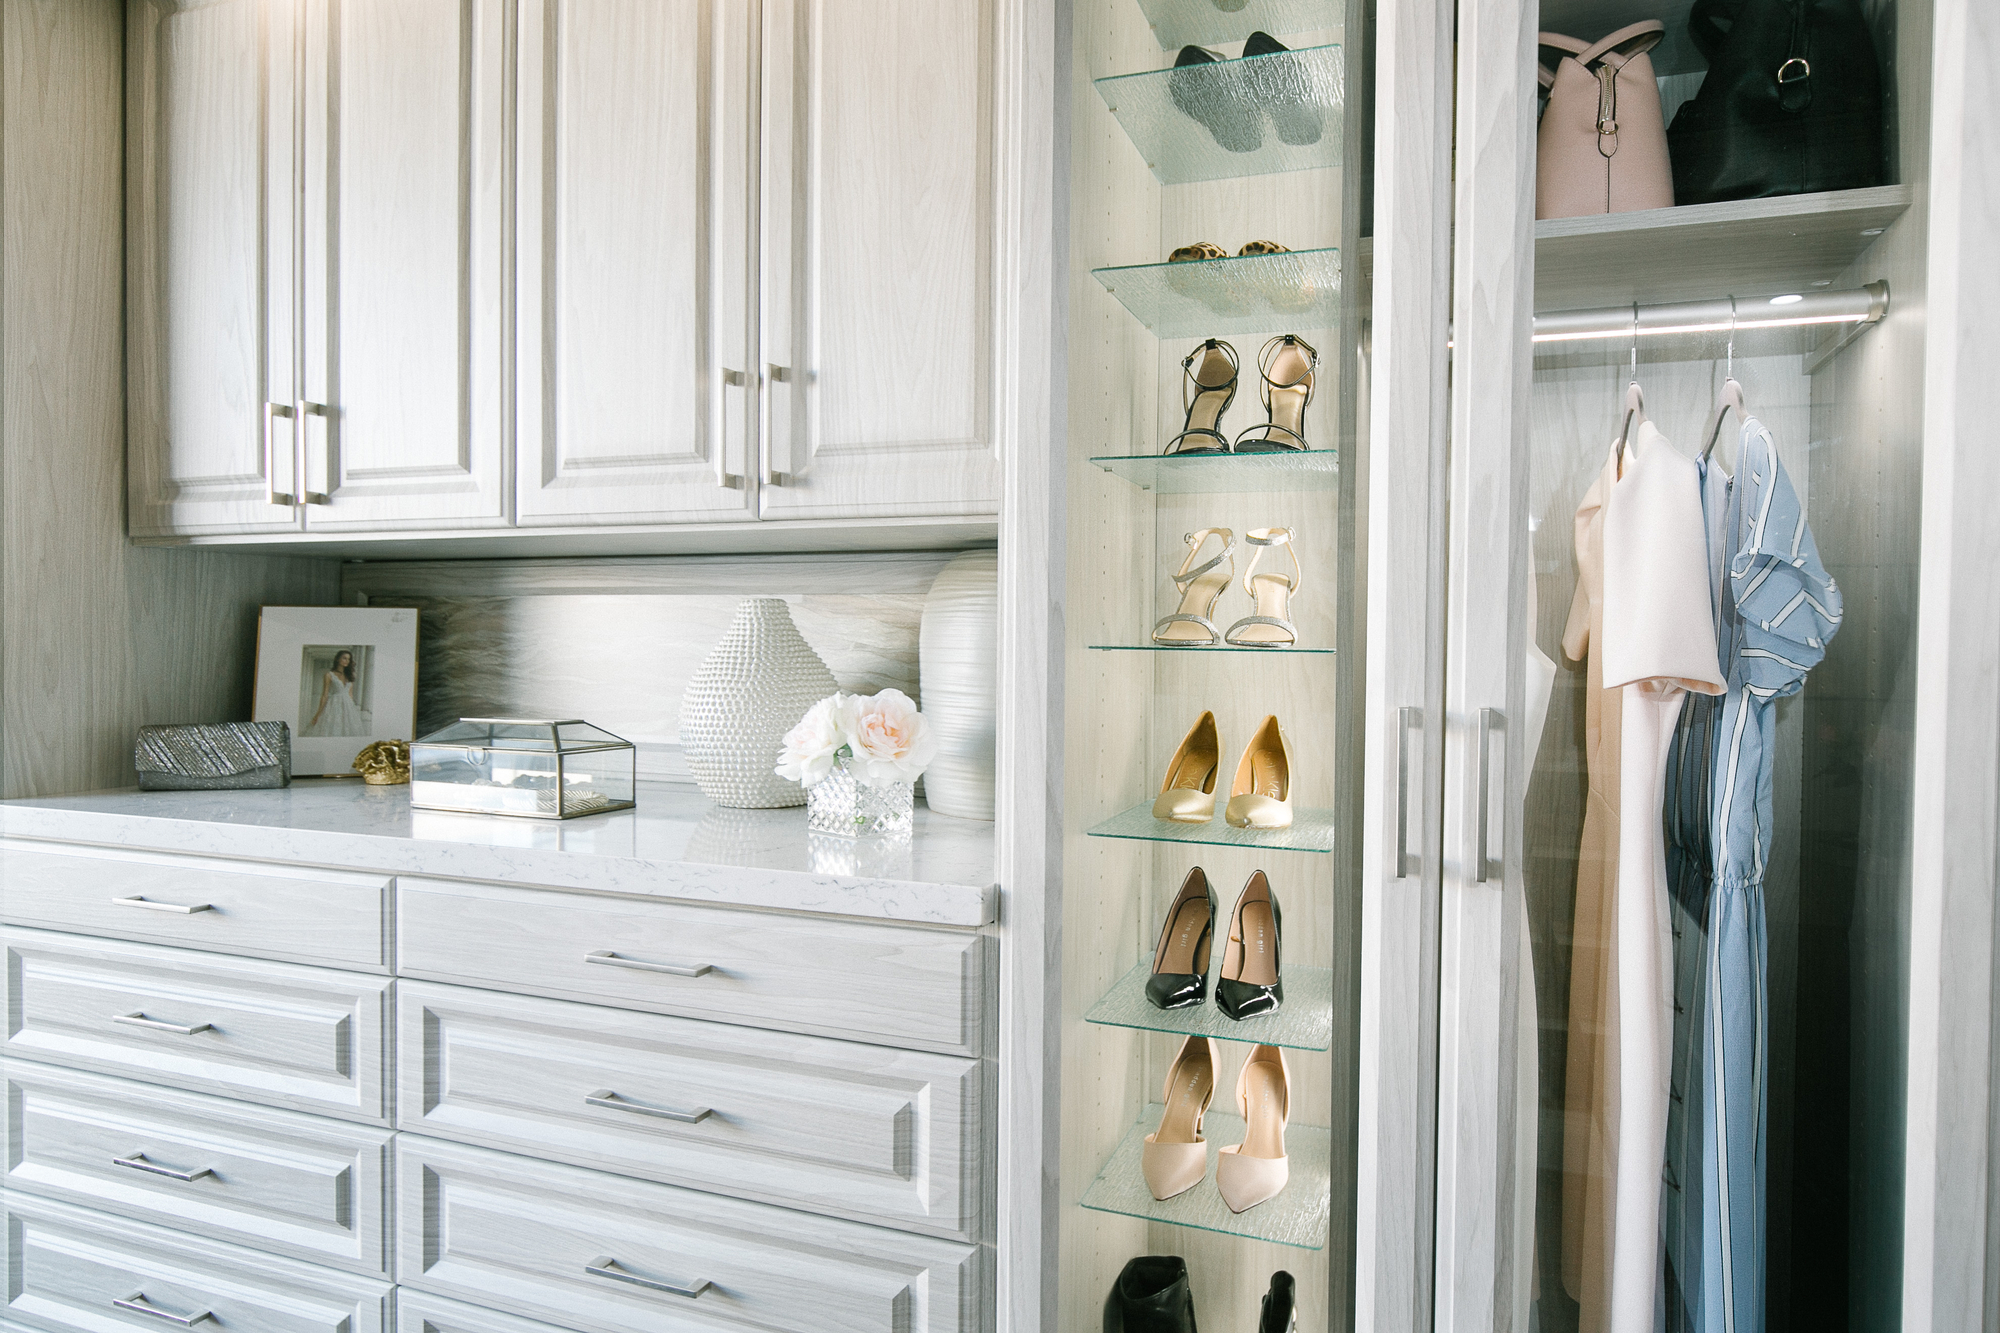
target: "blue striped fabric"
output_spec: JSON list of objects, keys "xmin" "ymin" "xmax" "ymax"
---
[{"xmin": 1693, "ymin": 420, "xmax": 1841, "ymax": 1333}]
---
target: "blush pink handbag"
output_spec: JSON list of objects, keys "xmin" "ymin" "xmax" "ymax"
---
[{"xmin": 1536, "ymin": 21, "xmax": 1674, "ymax": 219}]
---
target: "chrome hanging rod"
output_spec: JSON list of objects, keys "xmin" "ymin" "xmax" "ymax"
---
[{"xmin": 1532, "ymin": 280, "xmax": 1889, "ymax": 344}]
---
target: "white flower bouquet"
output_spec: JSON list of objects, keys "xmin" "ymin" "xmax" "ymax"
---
[{"xmin": 776, "ymin": 689, "xmax": 937, "ymax": 837}]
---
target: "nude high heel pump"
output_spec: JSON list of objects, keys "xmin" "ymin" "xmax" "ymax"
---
[
  {"xmin": 1153, "ymin": 528, "xmax": 1234, "ymax": 645},
  {"xmin": 1224, "ymin": 527, "xmax": 1301, "ymax": 646},
  {"xmin": 1217, "ymin": 1044, "xmax": 1290, "ymax": 1213},
  {"xmin": 1225, "ymin": 715, "xmax": 1293, "ymax": 828},
  {"xmin": 1142, "ymin": 1035, "xmax": 1219, "ymax": 1201},
  {"xmin": 1154, "ymin": 711, "xmax": 1221, "ymax": 822},
  {"xmin": 1146, "ymin": 867, "xmax": 1218, "ymax": 1010},
  {"xmin": 1234, "ymin": 335, "xmax": 1317, "ymax": 454},
  {"xmin": 1164, "ymin": 339, "xmax": 1240, "ymax": 456},
  {"xmin": 1217, "ymin": 869, "xmax": 1283, "ymax": 1019}
]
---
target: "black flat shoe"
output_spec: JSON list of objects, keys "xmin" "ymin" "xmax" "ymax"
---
[
  {"xmin": 1170, "ymin": 45, "xmax": 1263, "ymax": 153},
  {"xmin": 1104, "ymin": 1255, "xmax": 1199, "ymax": 1332},
  {"xmin": 1241, "ymin": 31, "xmax": 1323, "ymax": 146},
  {"xmin": 1217, "ymin": 869, "xmax": 1284, "ymax": 1019},
  {"xmin": 1146, "ymin": 867, "xmax": 1218, "ymax": 1010},
  {"xmin": 1259, "ymin": 1271, "xmax": 1297, "ymax": 1332}
]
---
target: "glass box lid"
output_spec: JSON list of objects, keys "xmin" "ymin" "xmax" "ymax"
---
[{"xmin": 414, "ymin": 718, "xmax": 633, "ymax": 753}]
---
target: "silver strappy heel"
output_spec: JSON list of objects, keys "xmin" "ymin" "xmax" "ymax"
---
[
  {"xmin": 1223, "ymin": 527, "xmax": 1301, "ymax": 646},
  {"xmin": 1153, "ymin": 527, "xmax": 1236, "ymax": 645}
]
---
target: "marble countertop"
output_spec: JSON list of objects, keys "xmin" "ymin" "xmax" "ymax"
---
[{"xmin": 0, "ymin": 780, "xmax": 996, "ymax": 927}]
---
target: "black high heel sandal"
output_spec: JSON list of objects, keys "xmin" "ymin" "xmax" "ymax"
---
[
  {"xmin": 1164, "ymin": 338, "xmax": 1239, "ymax": 456},
  {"xmin": 1234, "ymin": 334, "xmax": 1317, "ymax": 454},
  {"xmin": 1146, "ymin": 867, "xmax": 1218, "ymax": 1010}
]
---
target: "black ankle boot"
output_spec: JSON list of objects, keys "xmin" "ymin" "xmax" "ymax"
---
[
  {"xmin": 1259, "ymin": 1270, "xmax": 1297, "ymax": 1332},
  {"xmin": 1104, "ymin": 1255, "xmax": 1198, "ymax": 1332}
]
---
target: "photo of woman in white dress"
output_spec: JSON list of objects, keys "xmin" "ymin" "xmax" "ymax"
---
[{"xmin": 302, "ymin": 648, "xmax": 370, "ymax": 738}]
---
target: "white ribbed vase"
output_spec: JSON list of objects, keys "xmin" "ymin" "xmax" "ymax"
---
[
  {"xmin": 680, "ymin": 597, "xmax": 839, "ymax": 809},
  {"xmin": 918, "ymin": 550, "xmax": 999, "ymax": 820}
]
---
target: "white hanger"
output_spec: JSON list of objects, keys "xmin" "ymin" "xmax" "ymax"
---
[
  {"xmin": 1701, "ymin": 296, "xmax": 1746, "ymax": 464},
  {"xmin": 1614, "ymin": 301, "xmax": 1646, "ymax": 467}
]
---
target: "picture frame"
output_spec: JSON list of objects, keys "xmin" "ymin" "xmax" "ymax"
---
[{"xmin": 252, "ymin": 606, "xmax": 419, "ymax": 777}]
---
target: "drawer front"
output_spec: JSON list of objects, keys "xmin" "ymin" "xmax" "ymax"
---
[
  {"xmin": 397, "ymin": 1136, "xmax": 986, "ymax": 1333},
  {"xmin": 2, "ymin": 928, "xmax": 391, "ymax": 1123},
  {"xmin": 2, "ymin": 1059, "xmax": 392, "ymax": 1276},
  {"xmin": 0, "ymin": 839, "xmax": 390, "ymax": 971},
  {"xmin": 1, "ymin": 1192, "xmax": 391, "ymax": 1333},
  {"xmin": 398, "ymin": 981, "xmax": 982, "ymax": 1239},
  {"xmin": 397, "ymin": 878, "xmax": 988, "ymax": 1055},
  {"xmin": 396, "ymin": 1292, "xmax": 580, "ymax": 1333}
]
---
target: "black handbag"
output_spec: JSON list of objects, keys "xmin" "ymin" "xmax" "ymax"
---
[{"xmin": 1666, "ymin": 0, "xmax": 1884, "ymax": 205}]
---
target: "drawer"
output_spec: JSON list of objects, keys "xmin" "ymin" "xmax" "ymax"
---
[
  {"xmin": 2, "ymin": 1059, "xmax": 392, "ymax": 1276},
  {"xmin": 397, "ymin": 1292, "xmax": 580, "ymax": 1333},
  {"xmin": 398, "ymin": 981, "xmax": 983, "ymax": 1239},
  {"xmin": 0, "ymin": 839, "xmax": 390, "ymax": 971},
  {"xmin": 397, "ymin": 1136, "xmax": 986, "ymax": 1333},
  {"xmin": 1, "ymin": 1191, "xmax": 391, "ymax": 1333},
  {"xmin": 2, "ymin": 928, "xmax": 391, "ymax": 1123},
  {"xmin": 396, "ymin": 878, "xmax": 988, "ymax": 1055}
]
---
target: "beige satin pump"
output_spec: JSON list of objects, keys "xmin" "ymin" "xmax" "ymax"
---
[
  {"xmin": 1142, "ymin": 1035, "xmax": 1218, "ymax": 1201},
  {"xmin": 1217, "ymin": 1043, "xmax": 1290, "ymax": 1213},
  {"xmin": 1226, "ymin": 715, "xmax": 1293, "ymax": 828},
  {"xmin": 1154, "ymin": 711, "xmax": 1221, "ymax": 822}
]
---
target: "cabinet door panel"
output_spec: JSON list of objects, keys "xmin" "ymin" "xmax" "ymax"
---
[
  {"xmin": 514, "ymin": 0, "xmax": 758, "ymax": 526},
  {"xmin": 301, "ymin": 0, "xmax": 508, "ymax": 529},
  {"xmin": 756, "ymin": 0, "xmax": 1002, "ymax": 520},
  {"xmin": 126, "ymin": 0, "xmax": 300, "ymax": 536}
]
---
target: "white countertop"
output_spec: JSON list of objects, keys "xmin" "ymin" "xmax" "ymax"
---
[{"xmin": 0, "ymin": 780, "xmax": 997, "ymax": 927}]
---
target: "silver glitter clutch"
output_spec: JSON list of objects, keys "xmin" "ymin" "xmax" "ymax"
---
[{"xmin": 135, "ymin": 722, "xmax": 292, "ymax": 791}]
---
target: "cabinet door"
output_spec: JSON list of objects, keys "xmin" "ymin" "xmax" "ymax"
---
[
  {"xmin": 298, "ymin": 0, "xmax": 508, "ymax": 530},
  {"xmin": 126, "ymin": 0, "xmax": 301, "ymax": 537},
  {"xmin": 513, "ymin": 0, "xmax": 759, "ymax": 527},
  {"xmin": 754, "ymin": 0, "xmax": 1003, "ymax": 521}
]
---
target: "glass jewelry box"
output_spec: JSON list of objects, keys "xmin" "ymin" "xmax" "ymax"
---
[{"xmin": 409, "ymin": 718, "xmax": 636, "ymax": 819}]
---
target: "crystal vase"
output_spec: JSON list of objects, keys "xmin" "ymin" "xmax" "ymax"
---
[{"xmin": 806, "ymin": 756, "xmax": 915, "ymax": 839}]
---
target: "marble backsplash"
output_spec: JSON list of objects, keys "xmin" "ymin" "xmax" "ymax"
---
[{"xmin": 341, "ymin": 552, "xmax": 962, "ymax": 780}]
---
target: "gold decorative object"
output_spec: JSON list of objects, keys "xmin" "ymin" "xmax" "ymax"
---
[{"xmin": 354, "ymin": 739, "xmax": 411, "ymax": 785}]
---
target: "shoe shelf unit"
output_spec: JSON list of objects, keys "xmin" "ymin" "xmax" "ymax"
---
[
  {"xmin": 1132, "ymin": 0, "xmax": 1343, "ymax": 49},
  {"xmin": 1095, "ymin": 42, "xmax": 1344, "ymax": 184},
  {"xmin": 1092, "ymin": 246, "xmax": 1342, "ymax": 335},
  {"xmin": 1087, "ymin": 801, "xmax": 1337, "ymax": 853},
  {"xmin": 1080, "ymin": 1104, "xmax": 1334, "ymax": 1249},
  {"xmin": 1090, "ymin": 448, "xmax": 1339, "ymax": 494},
  {"xmin": 1087, "ymin": 962, "xmax": 1337, "ymax": 1052}
]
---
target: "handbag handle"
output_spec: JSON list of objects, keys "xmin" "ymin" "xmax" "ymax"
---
[{"xmin": 1537, "ymin": 20, "xmax": 1666, "ymax": 89}]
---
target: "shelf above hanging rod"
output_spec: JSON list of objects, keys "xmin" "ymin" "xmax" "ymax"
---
[{"xmin": 1531, "ymin": 281, "xmax": 1889, "ymax": 344}]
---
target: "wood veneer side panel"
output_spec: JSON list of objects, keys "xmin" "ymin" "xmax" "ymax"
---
[{"xmin": 0, "ymin": 0, "xmax": 336, "ymax": 801}]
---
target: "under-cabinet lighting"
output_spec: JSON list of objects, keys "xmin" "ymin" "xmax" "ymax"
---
[
  {"xmin": 1769, "ymin": 294, "xmax": 1805, "ymax": 305},
  {"xmin": 1527, "ymin": 312, "xmax": 1871, "ymax": 345}
]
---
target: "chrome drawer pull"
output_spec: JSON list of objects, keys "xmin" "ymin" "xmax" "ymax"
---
[
  {"xmin": 114, "ymin": 1294, "xmax": 214, "ymax": 1326},
  {"xmin": 585, "ymin": 1089, "xmax": 712, "ymax": 1124},
  {"xmin": 113, "ymin": 1012, "xmax": 214, "ymax": 1036},
  {"xmin": 584, "ymin": 1256, "xmax": 711, "ymax": 1299},
  {"xmin": 113, "ymin": 896, "xmax": 213, "ymax": 914},
  {"xmin": 113, "ymin": 1152, "xmax": 214, "ymax": 1183},
  {"xmin": 584, "ymin": 950, "xmax": 713, "ymax": 978}
]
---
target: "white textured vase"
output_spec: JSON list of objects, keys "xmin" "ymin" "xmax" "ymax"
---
[
  {"xmin": 680, "ymin": 597, "xmax": 839, "ymax": 809},
  {"xmin": 918, "ymin": 550, "xmax": 999, "ymax": 820}
]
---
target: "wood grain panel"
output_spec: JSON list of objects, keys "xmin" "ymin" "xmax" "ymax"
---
[{"xmin": 396, "ymin": 1290, "xmax": 581, "ymax": 1333}]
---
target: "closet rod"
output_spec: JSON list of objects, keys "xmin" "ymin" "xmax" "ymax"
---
[{"xmin": 1531, "ymin": 280, "xmax": 1889, "ymax": 344}]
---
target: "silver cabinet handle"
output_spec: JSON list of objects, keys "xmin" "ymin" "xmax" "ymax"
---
[
  {"xmin": 585, "ymin": 950, "xmax": 713, "ymax": 978},
  {"xmin": 114, "ymin": 1294, "xmax": 214, "ymax": 1326},
  {"xmin": 759, "ymin": 363, "xmax": 788, "ymax": 486},
  {"xmin": 718, "ymin": 369, "xmax": 745, "ymax": 488},
  {"xmin": 262, "ymin": 402, "xmax": 296, "ymax": 506},
  {"xmin": 1396, "ymin": 706, "xmax": 1422, "ymax": 878},
  {"xmin": 113, "ymin": 896, "xmax": 212, "ymax": 914},
  {"xmin": 585, "ymin": 1089, "xmax": 712, "ymax": 1124},
  {"xmin": 113, "ymin": 1152, "xmax": 214, "ymax": 1183},
  {"xmin": 114, "ymin": 1012, "xmax": 213, "ymax": 1036},
  {"xmin": 584, "ymin": 1256, "xmax": 711, "ymax": 1299},
  {"xmin": 1476, "ymin": 707, "xmax": 1503, "ymax": 884},
  {"xmin": 296, "ymin": 401, "xmax": 331, "ymax": 504}
]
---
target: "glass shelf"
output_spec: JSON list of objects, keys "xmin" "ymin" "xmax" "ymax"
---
[
  {"xmin": 1092, "ymin": 247, "xmax": 1340, "ymax": 337},
  {"xmin": 1091, "ymin": 448, "xmax": 1338, "ymax": 493},
  {"xmin": 1087, "ymin": 801, "xmax": 1336, "ymax": 853},
  {"xmin": 1088, "ymin": 643, "xmax": 1336, "ymax": 655},
  {"xmin": 1095, "ymin": 43, "xmax": 1343, "ymax": 185},
  {"xmin": 1134, "ymin": 0, "xmax": 1342, "ymax": 49},
  {"xmin": 1079, "ymin": 1102, "xmax": 1331, "ymax": 1248},
  {"xmin": 1086, "ymin": 961, "xmax": 1334, "ymax": 1051}
]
